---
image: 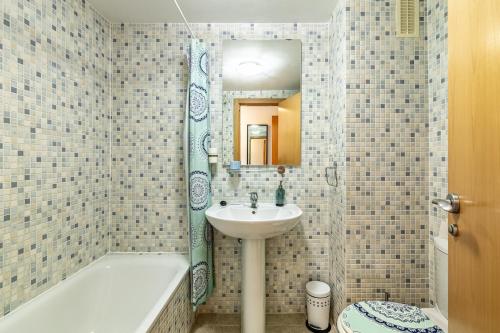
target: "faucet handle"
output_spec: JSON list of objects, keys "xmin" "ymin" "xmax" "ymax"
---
[{"xmin": 249, "ymin": 192, "xmax": 258, "ymax": 201}]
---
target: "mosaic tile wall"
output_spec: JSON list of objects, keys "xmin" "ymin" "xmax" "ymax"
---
[
  {"xmin": 110, "ymin": 24, "xmax": 190, "ymax": 253},
  {"xmin": 426, "ymin": 0, "xmax": 448, "ymax": 307},
  {"xmin": 149, "ymin": 273, "xmax": 194, "ymax": 333},
  {"xmin": 328, "ymin": 0, "xmax": 347, "ymax": 321},
  {"xmin": 0, "ymin": 0, "xmax": 111, "ymax": 317},
  {"xmin": 222, "ymin": 89, "xmax": 298, "ymax": 164},
  {"xmin": 329, "ymin": 0, "xmax": 430, "ymax": 312},
  {"xmin": 111, "ymin": 22, "xmax": 331, "ymax": 314}
]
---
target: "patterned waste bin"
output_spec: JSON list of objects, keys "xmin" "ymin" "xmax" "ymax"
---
[{"xmin": 306, "ymin": 281, "xmax": 331, "ymax": 332}]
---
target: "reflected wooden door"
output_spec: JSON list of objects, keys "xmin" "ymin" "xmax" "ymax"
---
[
  {"xmin": 277, "ymin": 93, "xmax": 301, "ymax": 165},
  {"xmin": 249, "ymin": 138, "xmax": 267, "ymax": 165},
  {"xmin": 448, "ymin": 0, "xmax": 500, "ymax": 332},
  {"xmin": 272, "ymin": 116, "xmax": 279, "ymax": 164}
]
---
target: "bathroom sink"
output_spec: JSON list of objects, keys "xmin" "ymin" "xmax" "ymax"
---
[
  {"xmin": 205, "ymin": 203, "xmax": 302, "ymax": 239},
  {"xmin": 205, "ymin": 202, "xmax": 302, "ymax": 333}
]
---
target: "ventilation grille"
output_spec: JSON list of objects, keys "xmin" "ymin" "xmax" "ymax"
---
[{"xmin": 397, "ymin": 0, "xmax": 419, "ymax": 37}]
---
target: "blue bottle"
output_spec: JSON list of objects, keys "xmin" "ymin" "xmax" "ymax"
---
[{"xmin": 275, "ymin": 180, "xmax": 285, "ymax": 207}]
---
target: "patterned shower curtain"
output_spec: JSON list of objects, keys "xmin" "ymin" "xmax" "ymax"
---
[{"xmin": 184, "ymin": 39, "xmax": 214, "ymax": 308}]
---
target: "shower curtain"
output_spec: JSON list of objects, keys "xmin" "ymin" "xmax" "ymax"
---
[{"xmin": 184, "ymin": 39, "xmax": 214, "ymax": 308}]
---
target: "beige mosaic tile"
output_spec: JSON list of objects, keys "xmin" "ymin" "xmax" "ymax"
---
[
  {"xmin": 0, "ymin": 0, "xmax": 111, "ymax": 317},
  {"xmin": 426, "ymin": 0, "xmax": 448, "ymax": 307},
  {"xmin": 149, "ymin": 273, "xmax": 195, "ymax": 333},
  {"xmin": 329, "ymin": 0, "xmax": 348, "ymax": 321},
  {"xmin": 329, "ymin": 0, "xmax": 430, "ymax": 316}
]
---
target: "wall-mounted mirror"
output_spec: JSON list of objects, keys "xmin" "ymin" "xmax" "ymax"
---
[{"xmin": 222, "ymin": 40, "xmax": 302, "ymax": 166}]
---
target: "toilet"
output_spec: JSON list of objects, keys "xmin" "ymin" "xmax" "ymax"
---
[{"xmin": 337, "ymin": 236, "xmax": 448, "ymax": 333}]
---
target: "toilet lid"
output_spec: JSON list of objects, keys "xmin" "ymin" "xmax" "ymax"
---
[{"xmin": 339, "ymin": 301, "xmax": 444, "ymax": 333}]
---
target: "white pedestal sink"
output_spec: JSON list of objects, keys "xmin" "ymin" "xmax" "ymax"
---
[{"xmin": 205, "ymin": 203, "xmax": 302, "ymax": 333}]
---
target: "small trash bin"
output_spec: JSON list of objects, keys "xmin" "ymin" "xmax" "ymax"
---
[{"xmin": 305, "ymin": 281, "xmax": 331, "ymax": 332}]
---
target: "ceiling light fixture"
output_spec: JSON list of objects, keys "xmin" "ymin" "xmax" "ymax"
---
[{"xmin": 237, "ymin": 61, "xmax": 263, "ymax": 76}]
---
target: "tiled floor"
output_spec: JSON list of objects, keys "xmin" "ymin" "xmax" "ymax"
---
[{"xmin": 191, "ymin": 313, "xmax": 326, "ymax": 333}]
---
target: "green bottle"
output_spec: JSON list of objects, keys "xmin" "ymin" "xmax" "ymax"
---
[{"xmin": 275, "ymin": 180, "xmax": 285, "ymax": 207}]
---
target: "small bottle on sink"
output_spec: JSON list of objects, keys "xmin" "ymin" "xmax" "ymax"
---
[
  {"xmin": 276, "ymin": 166, "xmax": 286, "ymax": 207},
  {"xmin": 275, "ymin": 180, "xmax": 285, "ymax": 207}
]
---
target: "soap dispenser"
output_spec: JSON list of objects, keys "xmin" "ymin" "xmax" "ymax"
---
[
  {"xmin": 275, "ymin": 180, "xmax": 285, "ymax": 207},
  {"xmin": 275, "ymin": 166, "xmax": 286, "ymax": 207}
]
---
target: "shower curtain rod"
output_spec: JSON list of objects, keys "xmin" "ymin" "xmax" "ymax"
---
[{"xmin": 172, "ymin": 0, "xmax": 197, "ymax": 39}]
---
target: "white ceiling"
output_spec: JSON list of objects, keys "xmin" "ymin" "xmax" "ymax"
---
[
  {"xmin": 223, "ymin": 40, "xmax": 301, "ymax": 91},
  {"xmin": 88, "ymin": 0, "xmax": 337, "ymax": 23}
]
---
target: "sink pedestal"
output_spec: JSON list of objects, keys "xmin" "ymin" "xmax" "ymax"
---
[
  {"xmin": 205, "ymin": 203, "xmax": 303, "ymax": 333},
  {"xmin": 241, "ymin": 239, "xmax": 265, "ymax": 333}
]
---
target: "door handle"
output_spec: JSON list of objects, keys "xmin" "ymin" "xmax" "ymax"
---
[{"xmin": 432, "ymin": 193, "xmax": 460, "ymax": 214}]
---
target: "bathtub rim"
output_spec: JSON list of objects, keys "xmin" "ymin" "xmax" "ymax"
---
[{"xmin": 0, "ymin": 252, "xmax": 190, "ymax": 333}]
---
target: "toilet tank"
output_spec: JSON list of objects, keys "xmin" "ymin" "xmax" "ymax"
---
[{"xmin": 434, "ymin": 236, "xmax": 448, "ymax": 319}]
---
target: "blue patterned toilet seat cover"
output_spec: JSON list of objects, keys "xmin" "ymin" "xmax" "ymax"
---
[{"xmin": 340, "ymin": 301, "xmax": 444, "ymax": 333}]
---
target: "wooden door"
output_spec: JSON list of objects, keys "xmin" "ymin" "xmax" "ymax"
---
[{"xmin": 448, "ymin": 0, "xmax": 500, "ymax": 332}]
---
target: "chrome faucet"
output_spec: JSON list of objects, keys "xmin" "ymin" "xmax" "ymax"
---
[{"xmin": 249, "ymin": 192, "xmax": 258, "ymax": 209}]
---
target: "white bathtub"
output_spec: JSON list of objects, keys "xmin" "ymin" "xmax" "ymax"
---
[{"xmin": 0, "ymin": 253, "xmax": 190, "ymax": 333}]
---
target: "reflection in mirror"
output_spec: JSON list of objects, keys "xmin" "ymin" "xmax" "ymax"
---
[
  {"xmin": 222, "ymin": 40, "xmax": 302, "ymax": 166},
  {"xmin": 247, "ymin": 124, "xmax": 268, "ymax": 165}
]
